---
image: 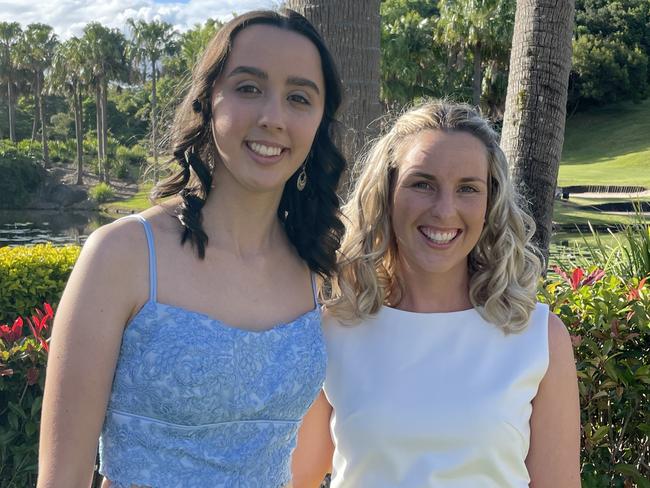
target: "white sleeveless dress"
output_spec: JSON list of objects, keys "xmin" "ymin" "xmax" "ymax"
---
[{"xmin": 323, "ymin": 303, "xmax": 549, "ymax": 488}]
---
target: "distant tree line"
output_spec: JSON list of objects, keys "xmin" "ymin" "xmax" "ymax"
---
[
  {"xmin": 0, "ymin": 0, "xmax": 647, "ymax": 183},
  {"xmin": 0, "ymin": 18, "xmax": 222, "ymax": 184},
  {"xmin": 380, "ymin": 0, "xmax": 650, "ymax": 114}
]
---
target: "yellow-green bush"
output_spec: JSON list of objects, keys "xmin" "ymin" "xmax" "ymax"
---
[{"xmin": 0, "ymin": 244, "xmax": 80, "ymax": 324}]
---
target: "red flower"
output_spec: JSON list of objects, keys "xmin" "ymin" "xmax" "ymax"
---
[
  {"xmin": 0, "ymin": 317, "xmax": 24, "ymax": 343},
  {"xmin": 627, "ymin": 277, "xmax": 647, "ymax": 301},
  {"xmin": 25, "ymin": 303, "xmax": 54, "ymax": 353},
  {"xmin": 552, "ymin": 265, "xmax": 605, "ymax": 290},
  {"xmin": 26, "ymin": 367, "xmax": 40, "ymax": 386}
]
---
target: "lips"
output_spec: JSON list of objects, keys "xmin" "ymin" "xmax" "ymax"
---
[
  {"xmin": 247, "ymin": 141, "xmax": 284, "ymax": 157},
  {"xmin": 418, "ymin": 226, "xmax": 460, "ymax": 244}
]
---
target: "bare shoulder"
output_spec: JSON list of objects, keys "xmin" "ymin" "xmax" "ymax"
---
[
  {"xmin": 81, "ymin": 216, "xmax": 148, "ymax": 272},
  {"xmin": 546, "ymin": 312, "xmax": 575, "ymax": 371},
  {"xmin": 71, "ymin": 214, "xmax": 158, "ymax": 319}
]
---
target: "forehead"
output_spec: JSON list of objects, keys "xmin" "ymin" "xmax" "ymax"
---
[
  {"xmin": 225, "ymin": 24, "xmax": 324, "ymax": 85},
  {"xmin": 397, "ymin": 130, "xmax": 488, "ymax": 177}
]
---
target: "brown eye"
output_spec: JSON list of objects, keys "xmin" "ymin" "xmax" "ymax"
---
[{"xmin": 237, "ymin": 84, "xmax": 261, "ymax": 94}]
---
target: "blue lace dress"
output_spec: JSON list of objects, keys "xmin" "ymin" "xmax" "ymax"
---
[{"xmin": 98, "ymin": 215, "xmax": 326, "ymax": 488}]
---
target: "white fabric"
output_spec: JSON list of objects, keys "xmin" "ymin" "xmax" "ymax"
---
[{"xmin": 323, "ymin": 303, "xmax": 550, "ymax": 488}]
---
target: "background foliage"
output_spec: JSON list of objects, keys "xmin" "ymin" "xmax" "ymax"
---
[{"xmin": 0, "ymin": 244, "xmax": 79, "ymax": 324}]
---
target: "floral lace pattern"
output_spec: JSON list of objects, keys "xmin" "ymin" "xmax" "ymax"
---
[{"xmin": 99, "ymin": 301, "xmax": 325, "ymax": 488}]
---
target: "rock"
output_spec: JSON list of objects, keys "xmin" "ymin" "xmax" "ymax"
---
[{"xmin": 44, "ymin": 183, "xmax": 88, "ymax": 208}]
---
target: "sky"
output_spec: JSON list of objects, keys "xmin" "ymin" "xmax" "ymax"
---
[{"xmin": 0, "ymin": 0, "xmax": 278, "ymax": 39}]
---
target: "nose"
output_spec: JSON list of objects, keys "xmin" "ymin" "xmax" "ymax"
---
[
  {"xmin": 257, "ymin": 94, "xmax": 286, "ymax": 131},
  {"xmin": 432, "ymin": 189, "xmax": 456, "ymax": 219}
]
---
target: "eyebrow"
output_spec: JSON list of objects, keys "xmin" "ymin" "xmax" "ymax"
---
[
  {"xmin": 409, "ymin": 171, "xmax": 487, "ymax": 185},
  {"xmin": 227, "ymin": 65, "xmax": 321, "ymax": 95}
]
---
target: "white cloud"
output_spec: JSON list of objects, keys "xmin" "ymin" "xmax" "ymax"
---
[{"xmin": 0, "ymin": 0, "xmax": 276, "ymax": 39}]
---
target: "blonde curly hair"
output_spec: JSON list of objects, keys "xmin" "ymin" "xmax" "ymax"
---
[{"xmin": 323, "ymin": 100, "xmax": 543, "ymax": 333}]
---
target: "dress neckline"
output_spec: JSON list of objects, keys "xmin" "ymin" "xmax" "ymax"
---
[{"xmin": 128, "ymin": 300, "xmax": 320, "ymax": 335}]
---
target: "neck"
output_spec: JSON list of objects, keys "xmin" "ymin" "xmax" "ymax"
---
[
  {"xmin": 394, "ymin": 259, "xmax": 473, "ymax": 313},
  {"xmin": 199, "ymin": 177, "xmax": 287, "ymax": 259}
]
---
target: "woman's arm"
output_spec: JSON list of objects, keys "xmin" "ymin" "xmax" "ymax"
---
[
  {"xmin": 292, "ymin": 390, "xmax": 334, "ymax": 488},
  {"xmin": 526, "ymin": 313, "xmax": 581, "ymax": 487},
  {"xmin": 37, "ymin": 220, "xmax": 146, "ymax": 488}
]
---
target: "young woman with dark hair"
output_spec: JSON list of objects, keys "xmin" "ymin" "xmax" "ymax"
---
[{"xmin": 37, "ymin": 9, "xmax": 346, "ymax": 488}]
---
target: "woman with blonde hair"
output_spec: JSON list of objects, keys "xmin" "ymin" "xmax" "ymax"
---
[{"xmin": 292, "ymin": 100, "xmax": 580, "ymax": 488}]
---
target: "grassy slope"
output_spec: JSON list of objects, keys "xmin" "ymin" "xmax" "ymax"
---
[
  {"xmin": 554, "ymin": 99, "xmax": 650, "ymax": 227},
  {"xmin": 559, "ymin": 98, "xmax": 650, "ymax": 188},
  {"xmin": 101, "ymin": 183, "xmax": 155, "ymax": 214}
]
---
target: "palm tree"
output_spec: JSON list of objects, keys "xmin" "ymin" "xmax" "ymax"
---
[
  {"xmin": 501, "ymin": 0, "xmax": 575, "ymax": 263},
  {"xmin": 285, "ymin": 0, "xmax": 382, "ymax": 167},
  {"xmin": 15, "ymin": 23, "xmax": 58, "ymax": 167},
  {"xmin": 127, "ymin": 19, "xmax": 177, "ymax": 183},
  {"xmin": 48, "ymin": 37, "xmax": 87, "ymax": 184},
  {"xmin": 82, "ymin": 22, "xmax": 128, "ymax": 183},
  {"xmin": 0, "ymin": 22, "xmax": 22, "ymax": 143},
  {"xmin": 435, "ymin": 0, "xmax": 516, "ymax": 107}
]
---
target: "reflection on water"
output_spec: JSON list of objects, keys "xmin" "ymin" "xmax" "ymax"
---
[{"xmin": 0, "ymin": 210, "xmax": 116, "ymax": 247}]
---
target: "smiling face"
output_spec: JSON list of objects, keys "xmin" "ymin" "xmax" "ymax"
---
[
  {"xmin": 390, "ymin": 129, "xmax": 489, "ymax": 282},
  {"xmin": 210, "ymin": 24, "xmax": 325, "ymax": 194}
]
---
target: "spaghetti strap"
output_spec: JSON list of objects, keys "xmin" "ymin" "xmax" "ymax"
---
[
  {"xmin": 310, "ymin": 273, "xmax": 318, "ymax": 308},
  {"xmin": 120, "ymin": 214, "xmax": 157, "ymax": 302}
]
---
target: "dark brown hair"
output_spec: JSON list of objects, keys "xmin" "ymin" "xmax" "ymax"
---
[{"xmin": 153, "ymin": 9, "xmax": 346, "ymax": 277}]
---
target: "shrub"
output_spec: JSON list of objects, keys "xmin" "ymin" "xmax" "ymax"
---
[
  {"xmin": 539, "ymin": 266, "xmax": 649, "ymax": 488},
  {"xmin": 14, "ymin": 140, "xmax": 42, "ymax": 158},
  {"xmin": 558, "ymin": 211, "xmax": 650, "ymax": 281},
  {"xmin": 116, "ymin": 144, "xmax": 147, "ymax": 166},
  {"xmin": 48, "ymin": 139, "xmax": 76, "ymax": 164},
  {"xmin": 0, "ymin": 244, "xmax": 79, "ymax": 324},
  {"xmin": 89, "ymin": 183, "xmax": 116, "ymax": 203},
  {"xmin": 0, "ymin": 142, "xmax": 43, "ymax": 209},
  {"xmin": 0, "ymin": 303, "xmax": 53, "ymax": 488}
]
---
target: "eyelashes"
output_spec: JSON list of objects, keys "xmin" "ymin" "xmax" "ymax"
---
[{"xmin": 235, "ymin": 84, "xmax": 311, "ymax": 105}]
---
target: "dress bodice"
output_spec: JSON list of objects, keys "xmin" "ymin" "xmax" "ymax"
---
[
  {"xmin": 98, "ymin": 215, "xmax": 326, "ymax": 488},
  {"xmin": 323, "ymin": 304, "xmax": 549, "ymax": 488}
]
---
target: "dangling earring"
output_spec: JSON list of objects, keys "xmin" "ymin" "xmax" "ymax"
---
[{"xmin": 297, "ymin": 164, "xmax": 307, "ymax": 191}]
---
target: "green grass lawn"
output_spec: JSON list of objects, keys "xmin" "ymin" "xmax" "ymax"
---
[
  {"xmin": 553, "ymin": 200, "xmax": 638, "ymax": 226},
  {"xmin": 102, "ymin": 183, "xmax": 155, "ymax": 214},
  {"xmin": 559, "ymin": 98, "xmax": 650, "ymax": 188}
]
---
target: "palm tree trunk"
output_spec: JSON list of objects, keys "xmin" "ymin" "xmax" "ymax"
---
[
  {"xmin": 472, "ymin": 42, "xmax": 482, "ymax": 107},
  {"xmin": 31, "ymin": 79, "xmax": 38, "ymax": 142},
  {"xmin": 285, "ymin": 0, "xmax": 382, "ymax": 170},
  {"xmin": 151, "ymin": 58, "xmax": 158, "ymax": 183},
  {"xmin": 37, "ymin": 71, "xmax": 50, "ymax": 168},
  {"xmin": 7, "ymin": 78, "xmax": 16, "ymax": 142},
  {"xmin": 95, "ymin": 82, "xmax": 104, "ymax": 182},
  {"xmin": 500, "ymin": 0, "xmax": 575, "ymax": 265},
  {"xmin": 74, "ymin": 81, "xmax": 84, "ymax": 185},
  {"xmin": 101, "ymin": 79, "xmax": 109, "ymax": 184}
]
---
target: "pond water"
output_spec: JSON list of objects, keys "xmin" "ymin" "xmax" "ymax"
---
[
  {"xmin": 0, "ymin": 209, "xmax": 621, "ymax": 268},
  {"xmin": 0, "ymin": 210, "xmax": 116, "ymax": 247}
]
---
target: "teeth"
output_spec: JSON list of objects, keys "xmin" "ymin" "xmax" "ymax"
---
[
  {"xmin": 420, "ymin": 227, "xmax": 458, "ymax": 243},
  {"xmin": 248, "ymin": 142, "xmax": 282, "ymax": 157}
]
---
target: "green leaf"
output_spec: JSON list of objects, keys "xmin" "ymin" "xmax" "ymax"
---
[
  {"xmin": 614, "ymin": 464, "xmax": 650, "ymax": 488},
  {"xmin": 603, "ymin": 359, "xmax": 619, "ymax": 381},
  {"xmin": 8, "ymin": 411, "xmax": 19, "ymax": 431},
  {"xmin": 30, "ymin": 396, "xmax": 42, "ymax": 418},
  {"xmin": 8, "ymin": 401, "xmax": 26, "ymax": 419},
  {"xmin": 25, "ymin": 421, "xmax": 37, "ymax": 437},
  {"xmin": 637, "ymin": 423, "xmax": 650, "ymax": 435},
  {"xmin": 591, "ymin": 425, "xmax": 609, "ymax": 444}
]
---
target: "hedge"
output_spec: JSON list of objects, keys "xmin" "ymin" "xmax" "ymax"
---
[
  {"xmin": 0, "ymin": 244, "xmax": 80, "ymax": 325},
  {"xmin": 0, "ymin": 244, "xmax": 648, "ymax": 487}
]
